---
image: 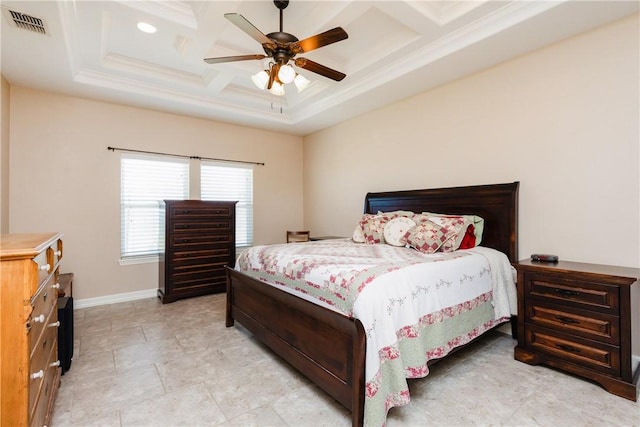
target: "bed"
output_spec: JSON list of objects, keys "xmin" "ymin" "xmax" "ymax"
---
[{"xmin": 225, "ymin": 182, "xmax": 519, "ymax": 426}]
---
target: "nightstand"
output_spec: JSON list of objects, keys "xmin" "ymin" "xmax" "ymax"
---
[{"xmin": 514, "ymin": 259, "xmax": 639, "ymax": 401}]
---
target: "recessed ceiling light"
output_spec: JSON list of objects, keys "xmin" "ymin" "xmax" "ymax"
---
[{"xmin": 137, "ymin": 22, "xmax": 157, "ymax": 34}]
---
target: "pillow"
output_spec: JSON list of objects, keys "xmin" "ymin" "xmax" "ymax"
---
[
  {"xmin": 423, "ymin": 212, "xmax": 484, "ymax": 246},
  {"xmin": 360, "ymin": 213, "xmax": 390, "ymax": 244},
  {"xmin": 378, "ymin": 210, "xmax": 414, "ymax": 219},
  {"xmin": 352, "ymin": 224, "xmax": 365, "ymax": 243},
  {"xmin": 458, "ymin": 224, "xmax": 476, "ymax": 249},
  {"xmin": 401, "ymin": 220, "xmax": 454, "ymax": 254},
  {"xmin": 383, "ymin": 217, "xmax": 416, "ymax": 247},
  {"xmin": 458, "ymin": 224, "xmax": 477, "ymax": 249},
  {"xmin": 426, "ymin": 215, "xmax": 472, "ymax": 252}
]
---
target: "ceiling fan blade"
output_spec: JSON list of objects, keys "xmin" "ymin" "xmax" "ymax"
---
[
  {"xmin": 292, "ymin": 27, "xmax": 348, "ymax": 54},
  {"xmin": 224, "ymin": 13, "xmax": 275, "ymax": 48},
  {"xmin": 295, "ymin": 58, "xmax": 346, "ymax": 81},
  {"xmin": 203, "ymin": 54, "xmax": 267, "ymax": 64}
]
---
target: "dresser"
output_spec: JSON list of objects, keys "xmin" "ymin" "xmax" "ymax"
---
[
  {"xmin": 514, "ymin": 259, "xmax": 639, "ymax": 401},
  {"xmin": 1, "ymin": 232, "xmax": 64, "ymax": 426},
  {"xmin": 158, "ymin": 200, "xmax": 237, "ymax": 304}
]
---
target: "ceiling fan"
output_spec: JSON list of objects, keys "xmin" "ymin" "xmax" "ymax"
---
[{"xmin": 203, "ymin": 0, "xmax": 348, "ymax": 93}]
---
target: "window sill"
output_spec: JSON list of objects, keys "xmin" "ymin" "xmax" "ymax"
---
[{"xmin": 119, "ymin": 254, "xmax": 160, "ymax": 266}]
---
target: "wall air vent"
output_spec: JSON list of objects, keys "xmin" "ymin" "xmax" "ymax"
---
[{"xmin": 5, "ymin": 9, "xmax": 47, "ymax": 34}]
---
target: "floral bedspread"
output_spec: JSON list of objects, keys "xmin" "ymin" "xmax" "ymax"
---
[{"xmin": 236, "ymin": 239, "xmax": 517, "ymax": 426}]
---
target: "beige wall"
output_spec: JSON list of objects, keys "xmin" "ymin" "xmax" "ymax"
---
[
  {"xmin": 1, "ymin": 75, "xmax": 9, "ymax": 234},
  {"xmin": 6, "ymin": 13, "xmax": 639, "ymax": 304},
  {"xmin": 304, "ymin": 14, "xmax": 639, "ymax": 269},
  {"xmin": 9, "ymin": 88, "xmax": 304, "ymax": 299}
]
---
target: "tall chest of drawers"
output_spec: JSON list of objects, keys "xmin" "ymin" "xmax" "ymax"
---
[
  {"xmin": 158, "ymin": 200, "xmax": 237, "ymax": 304},
  {"xmin": 514, "ymin": 260, "xmax": 639, "ymax": 401},
  {"xmin": 1, "ymin": 232, "xmax": 64, "ymax": 426}
]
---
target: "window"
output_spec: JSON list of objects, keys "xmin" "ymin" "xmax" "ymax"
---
[
  {"xmin": 120, "ymin": 155, "xmax": 189, "ymax": 259},
  {"xmin": 201, "ymin": 162, "xmax": 253, "ymax": 247}
]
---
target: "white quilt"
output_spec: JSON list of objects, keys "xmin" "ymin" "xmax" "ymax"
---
[{"xmin": 236, "ymin": 239, "xmax": 517, "ymax": 426}]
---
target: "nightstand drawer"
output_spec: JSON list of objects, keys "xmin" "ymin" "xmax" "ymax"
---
[
  {"xmin": 525, "ymin": 325, "xmax": 620, "ymax": 376},
  {"xmin": 526, "ymin": 275, "xmax": 619, "ymax": 314},
  {"xmin": 525, "ymin": 301, "xmax": 619, "ymax": 345}
]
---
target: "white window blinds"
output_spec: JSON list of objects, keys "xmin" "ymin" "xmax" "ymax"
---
[
  {"xmin": 120, "ymin": 155, "xmax": 189, "ymax": 258},
  {"xmin": 201, "ymin": 162, "xmax": 253, "ymax": 247}
]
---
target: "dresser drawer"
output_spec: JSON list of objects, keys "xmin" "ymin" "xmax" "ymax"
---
[
  {"xmin": 171, "ymin": 233, "xmax": 232, "ymax": 249},
  {"xmin": 170, "ymin": 204, "xmax": 232, "ymax": 219},
  {"xmin": 525, "ymin": 275, "xmax": 619, "ymax": 314},
  {"xmin": 525, "ymin": 325, "xmax": 620, "ymax": 376},
  {"xmin": 170, "ymin": 220, "xmax": 232, "ymax": 234},
  {"xmin": 171, "ymin": 249, "xmax": 230, "ymax": 267},
  {"xmin": 28, "ymin": 322, "xmax": 58, "ymax": 418},
  {"xmin": 170, "ymin": 266, "xmax": 227, "ymax": 289},
  {"xmin": 29, "ymin": 339, "xmax": 58, "ymax": 427},
  {"xmin": 33, "ymin": 251, "xmax": 51, "ymax": 293},
  {"xmin": 29, "ymin": 274, "xmax": 58, "ymax": 356},
  {"xmin": 525, "ymin": 301, "xmax": 619, "ymax": 345},
  {"xmin": 46, "ymin": 238, "xmax": 63, "ymax": 268}
]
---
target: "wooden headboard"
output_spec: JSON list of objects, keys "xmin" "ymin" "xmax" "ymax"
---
[{"xmin": 364, "ymin": 182, "xmax": 519, "ymax": 262}]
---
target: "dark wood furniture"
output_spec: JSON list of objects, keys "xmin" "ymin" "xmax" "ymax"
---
[
  {"xmin": 1, "ymin": 232, "xmax": 64, "ymax": 427},
  {"xmin": 226, "ymin": 182, "xmax": 519, "ymax": 426},
  {"xmin": 514, "ymin": 260, "xmax": 639, "ymax": 401},
  {"xmin": 159, "ymin": 200, "xmax": 237, "ymax": 304},
  {"xmin": 286, "ymin": 230, "xmax": 310, "ymax": 243},
  {"xmin": 57, "ymin": 272, "xmax": 73, "ymax": 297}
]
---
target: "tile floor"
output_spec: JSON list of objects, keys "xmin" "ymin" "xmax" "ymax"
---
[{"xmin": 52, "ymin": 293, "xmax": 639, "ymax": 426}]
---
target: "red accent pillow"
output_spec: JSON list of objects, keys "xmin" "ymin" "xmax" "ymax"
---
[{"xmin": 458, "ymin": 224, "xmax": 476, "ymax": 249}]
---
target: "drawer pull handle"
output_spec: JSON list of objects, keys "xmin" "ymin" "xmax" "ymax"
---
[
  {"xmin": 48, "ymin": 321, "xmax": 60, "ymax": 328},
  {"xmin": 31, "ymin": 370, "xmax": 44, "ymax": 380},
  {"xmin": 40, "ymin": 264, "xmax": 50, "ymax": 271},
  {"xmin": 33, "ymin": 314, "xmax": 45, "ymax": 323},
  {"xmin": 182, "ymin": 210, "xmax": 190, "ymax": 214},
  {"xmin": 554, "ymin": 288, "xmax": 580, "ymax": 297},
  {"xmin": 55, "ymin": 250, "xmax": 62, "ymax": 257},
  {"xmin": 50, "ymin": 360, "xmax": 60, "ymax": 368},
  {"xmin": 555, "ymin": 316, "xmax": 580, "ymax": 325},
  {"xmin": 557, "ymin": 344, "xmax": 581, "ymax": 353}
]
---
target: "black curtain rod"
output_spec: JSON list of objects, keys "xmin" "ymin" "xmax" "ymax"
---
[{"xmin": 107, "ymin": 146, "xmax": 265, "ymax": 166}]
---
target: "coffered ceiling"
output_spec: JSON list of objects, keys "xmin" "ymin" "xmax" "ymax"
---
[{"xmin": 1, "ymin": 1, "xmax": 638, "ymax": 136}]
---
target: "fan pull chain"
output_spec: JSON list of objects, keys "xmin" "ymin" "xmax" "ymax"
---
[{"xmin": 270, "ymin": 102, "xmax": 283, "ymax": 114}]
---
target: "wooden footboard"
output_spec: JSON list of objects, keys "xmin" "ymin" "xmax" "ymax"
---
[{"xmin": 226, "ymin": 267, "xmax": 366, "ymax": 427}]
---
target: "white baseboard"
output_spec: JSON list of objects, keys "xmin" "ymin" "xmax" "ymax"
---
[{"xmin": 74, "ymin": 288, "xmax": 157, "ymax": 309}]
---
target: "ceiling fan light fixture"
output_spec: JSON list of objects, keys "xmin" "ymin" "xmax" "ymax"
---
[
  {"xmin": 294, "ymin": 74, "xmax": 310, "ymax": 92},
  {"xmin": 251, "ymin": 70, "xmax": 269, "ymax": 90},
  {"xmin": 269, "ymin": 81, "xmax": 285, "ymax": 96},
  {"xmin": 277, "ymin": 64, "xmax": 296, "ymax": 84}
]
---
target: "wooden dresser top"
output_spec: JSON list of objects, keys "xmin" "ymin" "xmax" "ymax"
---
[{"xmin": 0, "ymin": 232, "xmax": 63, "ymax": 260}]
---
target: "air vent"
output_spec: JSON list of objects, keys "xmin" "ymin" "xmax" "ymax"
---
[{"xmin": 5, "ymin": 9, "xmax": 46, "ymax": 34}]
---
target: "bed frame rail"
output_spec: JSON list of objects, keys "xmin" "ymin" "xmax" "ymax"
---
[{"xmin": 226, "ymin": 267, "xmax": 365, "ymax": 426}]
